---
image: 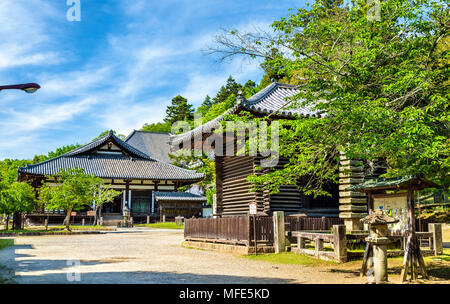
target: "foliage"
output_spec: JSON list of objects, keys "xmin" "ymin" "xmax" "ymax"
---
[
  {"xmin": 212, "ymin": 76, "xmax": 243, "ymax": 105},
  {"xmin": 32, "ymin": 144, "xmax": 82, "ymax": 164},
  {"xmin": 41, "ymin": 168, "xmax": 101, "ymax": 230},
  {"xmin": 92, "ymin": 181, "xmax": 121, "ymax": 225},
  {"xmin": 164, "ymin": 95, "xmax": 195, "ymax": 125},
  {"xmin": 169, "ymin": 151, "xmax": 215, "ymax": 187},
  {"xmin": 141, "ymin": 121, "xmax": 171, "ymax": 133},
  {"xmin": 196, "ymin": 95, "xmax": 213, "ymax": 116},
  {"xmin": 213, "ymin": 0, "xmax": 450, "ymax": 196},
  {"xmin": 417, "ymin": 210, "xmax": 450, "ymax": 223},
  {"xmin": 0, "ymin": 159, "xmax": 36, "ymax": 229}
]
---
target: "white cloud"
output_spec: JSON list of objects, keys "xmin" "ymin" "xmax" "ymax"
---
[
  {"xmin": 0, "ymin": 0, "xmax": 62, "ymax": 69},
  {"xmin": 0, "ymin": 97, "xmax": 98, "ymax": 133}
]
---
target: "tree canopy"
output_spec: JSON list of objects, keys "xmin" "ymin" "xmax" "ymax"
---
[
  {"xmin": 212, "ymin": 0, "xmax": 449, "ymax": 195},
  {"xmin": 164, "ymin": 95, "xmax": 195, "ymax": 124}
]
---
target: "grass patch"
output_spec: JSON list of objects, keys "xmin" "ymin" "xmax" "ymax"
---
[
  {"xmin": 135, "ymin": 222, "xmax": 184, "ymax": 229},
  {"xmin": 424, "ymin": 248, "xmax": 450, "ymax": 262},
  {"xmin": 49, "ymin": 225, "xmax": 111, "ymax": 230},
  {"xmin": 0, "ymin": 239, "xmax": 13, "ymax": 250},
  {"xmin": 243, "ymin": 251, "xmax": 337, "ymax": 266}
]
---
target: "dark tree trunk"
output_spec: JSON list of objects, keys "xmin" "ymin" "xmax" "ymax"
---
[
  {"xmin": 93, "ymin": 205, "xmax": 100, "ymax": 226},
  {"xmin": 13, "ymin": 212, "xmax": 22, "ymax": 230},
  {"xmin": 5, "ymin": 214, "xmax": 9, "ymax": 231},
  {"xmin": 64, "ymin": 209, "xmax": 72, "ymax": 231}
]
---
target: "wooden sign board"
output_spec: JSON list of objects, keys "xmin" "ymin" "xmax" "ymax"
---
[
  {"xmin": 87, "ymin": 211, "xmax": 96, "ymax": 216},
  {"xmin": 71, "ymin": 212, "xmax": 77, "ymax": 216},
  {"xmin": 373, "ymin": 193, "xmax": 408, "ymax": 231}
]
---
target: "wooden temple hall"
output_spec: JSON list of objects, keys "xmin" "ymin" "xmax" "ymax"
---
[
  {"xmin": 18, "ymin": 130, "xmax": 205, "ymax": 224},
  {"xmin": 169, "ymin": 82, "xmax": 341, "ymax": 219}
]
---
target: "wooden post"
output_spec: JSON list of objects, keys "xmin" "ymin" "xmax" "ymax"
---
[
  {"xmin": 273, "ymin": 211, "xmax": 286, "ymax": 253},
  {"xmin": 334, "ymin": 225, "xmax": 347, "ymax": 263},
  {"xmin": 315, "ymin": 238, "xmax": 324, "ymax": 257},
  {"xmin": 146, "ymin": 215, "xmax": 150, "ymax": 224},
  {"xmin": 298, "ymin": 236, "xmax": 306, "ymax": 249},
  {"xmin": 361, "ymin": 242, "xmax": 372, "ymax": 276},
  {"xmin": 400, "ymin": 189, "xmax": 428, "ymax": 282},
  {"xmin": 429, "ymin": 223, "xmax": 443, "ymax": 255},
  {"xmin": 44, "ymin": 218, "xmax": 49, "ymax": 231},
  {"xmin": 82, "ymin": 218, "xmax": 85, "ymax": 226},
  {"xmin": 253, "ymin": 215, "xmax": 257, "ymax": 255}
]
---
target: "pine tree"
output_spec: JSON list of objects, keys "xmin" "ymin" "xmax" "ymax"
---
[
  {"xmin": 164, "ymin": 95, "xmax": 194, "ymax": 124},
  {"xmin": 212, "ymin": 76, "xmax": 242, "ymax": 105}
]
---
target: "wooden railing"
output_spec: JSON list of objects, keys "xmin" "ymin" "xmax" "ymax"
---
[
  {"xmin": 285, "ymin": 216, "xmax": 344, "ymax": 232},
  {"xmin": 291, "ymin": 225, "xmax": 347, "ymax": 262}
]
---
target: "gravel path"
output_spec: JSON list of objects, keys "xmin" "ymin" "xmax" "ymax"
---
[{"xmin": 0, "ymin": 229, "xmax": 366, "ymax": 284}]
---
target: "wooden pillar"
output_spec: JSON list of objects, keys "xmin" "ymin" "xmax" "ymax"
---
[
  {"xmin": 315, "ymin": 238, "xmax": 324, "ymax": 257},
  {"xmin": 334, "ymin": 224, "xmax": 347, "ymax": 263},
  {"xmin": 125, "ymin": 181, "xmax": 130, "ymax": 209},
  {"xmin": 215, "ymin": 156, "xmax": 224, "ymax": 216},
  {"xmin": 273, "ymin": 211, "xmax": 286, "ymax": 253}
]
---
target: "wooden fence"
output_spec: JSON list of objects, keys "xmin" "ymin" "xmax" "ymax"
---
[{"xmin": 184, "ymin": 216, "xmax": 274, "ymax": 245}]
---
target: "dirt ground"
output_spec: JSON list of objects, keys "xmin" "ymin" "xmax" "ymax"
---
[{"xmin": 0, "ymin": 228, "xmax": 448, "ymax": 284}]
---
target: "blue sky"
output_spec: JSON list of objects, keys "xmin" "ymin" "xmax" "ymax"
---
[{"xmin": 0, "ymin": 0, "xmax": 307, "ymax": 160}]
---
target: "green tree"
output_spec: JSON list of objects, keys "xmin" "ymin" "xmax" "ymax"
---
[
  {"xmin": 141, "ymin": 121, "xmax": 171, "ymax": 133},
  {"xmin": 196, "ymin": 95, "xmax": 213, "ymax": 116},
  {"xmin": 43, "ymin": 168, "xmax": 99, "ymax": 231},
  {"xmin": 169, "ymin": 151, "xmax": 216, "ymax": 205},
  {"xmin": 0, "ymin": 191, "xmax": 14, "ymax": 230},
  {"xmin": 164, "ymin": 95, "xmax": 195, "ymax": 125},
  {"xmin": 214, "ymin": 0, "xmax": 449, "ymax": 195},
  {"xmin": 212, "ymin": 76, "xmax": 242, "ymax": 105},
  {"xmin": 32, "ymin": 144, "xmax": 82, "ymax": 164},
  {"xmin": 92, "ymin": 180, "xmax": 121, "ymax": 225},
  {"xmin": 0, "ymin": 182, "xmax": 36, "ymax": 230}
]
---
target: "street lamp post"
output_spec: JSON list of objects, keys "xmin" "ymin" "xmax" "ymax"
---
[
  {"xmin": 0, "ymin": 83, "xmax": 40, "ymax": 94},
  {"xmin": 1, "ymin": 82, "xmax": 41, "ymax": 230}
]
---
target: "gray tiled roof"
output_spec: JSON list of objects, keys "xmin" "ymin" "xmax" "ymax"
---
[
  {"xmin": 125, "ymin": 131, "xmax": 172, "ymax": 163},
  {"xmin": 67, "ymin": 130, "xmax": 151, "ymax": 160},
  {"xmin": 18, "ymin": 131, "xmax": 204, "ymax": 182},
  {"xmin": 169, "ymin": 82, "xmax": 318, "ymax": 146},
  {"xmin": 153, "ymin": 191, "xmax": 207, "ymax": 202}
]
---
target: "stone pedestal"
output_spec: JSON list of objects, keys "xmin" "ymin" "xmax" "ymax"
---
[{"xmin": 361, "ymin": 212, "xmax": 398, "ymax": 284}]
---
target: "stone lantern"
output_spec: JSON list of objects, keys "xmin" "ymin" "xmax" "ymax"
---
[
  {"xmin": 123, "ymin": 205, "xmax": 130, "ymax": 226},
  {"xmin": 360, "ymin": 212, "xmax": 398, "ymax": 283}
]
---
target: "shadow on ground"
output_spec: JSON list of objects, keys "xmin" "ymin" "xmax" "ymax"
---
[
  {"xmin": 6, "ymin": 241, "xmax": 296, "ymax": 284},
  {"xmin": 16, "ymin": 270, "xmax": 296, "ymax": 284}
]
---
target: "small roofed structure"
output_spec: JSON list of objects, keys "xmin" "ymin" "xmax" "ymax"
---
[
  {"xmin": 350, "ymin": 175, "xmax": 439, "ymax": 282},
  {"xmin": 349, "ymin": 175, "xmax": 439, "ymax": 193},
  {"xmin": 18, "ymin": 130, "xmax": 204, "ymax": 224},
  {"xmin": 360, "ymin": 212, "xmax": 399, "ymax": 225},
  {"xmin": 153, "ymin": 191, "xmax": 207, "ymax": 220}
]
